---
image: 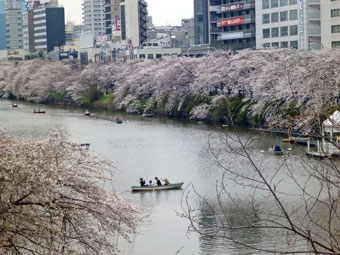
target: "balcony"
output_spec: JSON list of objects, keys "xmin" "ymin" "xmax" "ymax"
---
[
  {"xmin": 308, "ymin": 12, "xmax": 320, "ymax": 21},
  {"xmin": 308, "ymin": 0, "xmax": 320, "ymax": 5}
]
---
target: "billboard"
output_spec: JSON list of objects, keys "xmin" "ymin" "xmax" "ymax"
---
[
  {"xmin": 221, "ymin": 17, "xmax": 244, "ymax": 27},
  {"xmin": 221, "ymin": 3, "xmax": 244, "ymax": 13},
  {"xmin": 220, "ymin": 31, "xmax": 244, "ymax": 40},
  {"xmin": 112, "ymin": 18, "xmax": 121, "ymax": 31}
]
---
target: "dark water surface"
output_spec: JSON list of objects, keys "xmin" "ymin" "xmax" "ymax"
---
[{"xmin": 0, "ymin": 100, "xmax": 321, "ymax": 254}]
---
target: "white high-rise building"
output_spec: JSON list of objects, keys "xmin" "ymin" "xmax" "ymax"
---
[
  {"xmin": 321, "ymin": 1, "xmax": 340, "ymax": 49},
  {"xmin": 256, "ymin": 0, "xmax": 321, "ymax": 50},
  {"xmin": 82, "ymin": 0, "xmax": 105, "ymax": 36}
]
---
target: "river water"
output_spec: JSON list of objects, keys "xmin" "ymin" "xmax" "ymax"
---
[{"xmin": 0, "ymin": 100, "xmax": 324, "ymax": 254}]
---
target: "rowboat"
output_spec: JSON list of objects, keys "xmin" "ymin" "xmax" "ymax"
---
[
  {"xmin": 141, "ymin": 113, "xmax": 154, "ymax": 118},
  {"xmin": 131, "ymin": 182, "xmax": 184, "ymax": 191},
  {"xmin": 84, "ymin": 111, "xmax": 91, "ymax": 116},
  {"xmin": 269, "ymin": 148, "xmax": 284, "ymax": 155},
  {"xmin": 116, "ymin": 117, "xmax": 123, "ymax": 124},
  {"xmin": 12, "ymin": 103, "xmax": 18, "ymax": 107},
  {"xmin": 33, "ymin": 110, "xmax": 46, "ymax": 114}
]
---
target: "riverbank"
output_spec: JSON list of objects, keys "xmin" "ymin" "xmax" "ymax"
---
[{"xmin": 1, "ymin": 48, "xmax": 340, "ymax": 131}]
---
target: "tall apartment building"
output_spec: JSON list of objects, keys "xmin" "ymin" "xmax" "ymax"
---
[
  {"xmin": 120, "ymin": 0, "xmax": 147, "ymax": 47},
  {"xmin": 256, "ymin": 0, "xmax": 321, "ymax": 50},
  {"xmin": 82, "ymin": 0, "xmax": 105, "ymax": 36},
  {"xmin": 0, "ymin": 0, "xmax": 6, "ymax": 50},
  {"xmin": 321, "ymin": 1, "xmax": 340, "ymax": 49},
  {"xmin": 194, "ymin": 0, "xmax": 209, "ymax": 45},
  {"xmin": 5, "ymin": 1, "xmax": 24, "ymax": 50}
]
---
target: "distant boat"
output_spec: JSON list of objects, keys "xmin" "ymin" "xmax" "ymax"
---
[
  {"xmin": 131, "ymin": 182, "xmax": 184, "ymax": 192},
  {"xmin": 84, "ymin": 110, "xmax": 91, "ymax": 116},
  {"xmin": 141, "ymin": 113, "xmax": 154, "ymax": 118},
  {"xmin": 269, "ymin": 147, "xmax": 284, "ymax": 155},
  {"xmin": 12, "ymin": 103, "xmax": 18, "ymax": 107},
  {"xmin": 33, "ymin": 109, "xmax": 46, "ymax": 114},
  {"xmin": 116, "ymin": 117, "xmax": 123, "ymax": 124},
  {"xmin": 282, "ymin": 136, "xmax": 316, "ymax": 146}
]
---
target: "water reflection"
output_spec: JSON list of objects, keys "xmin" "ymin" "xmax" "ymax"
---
[{"xmin": 0, "ymin": 99, "xmax": 334, "ymax": 255}]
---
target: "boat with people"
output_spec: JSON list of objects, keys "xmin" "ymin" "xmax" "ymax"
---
[
  {"xmin": 33, "ymin": 109, "xmax": 46, "ymax": 114},
  {"xmin": 269, "ymin": 145, "xmax": 284, "ymax": 155},
  {"xmin": 116, "ymin": 117, "xmax": 123, "ymax": 124},
  {"xmin": 84, "ymin": 110, "xmax": 91, "ymax": 116},
  {"xmin": 131, "ymin": 182, "xmax": 184, "ymax": 192},
  {"xmin": 12, "ymin": 103, "xmax": 18, "ymax": 107}
]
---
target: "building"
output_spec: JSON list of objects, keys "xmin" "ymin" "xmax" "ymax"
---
[
  {"xmin": 23, "ymin": 1, "xmax": 65, "ymax": 54},
  {"xmin": 209, "ymin": 0, "xmax": 256, "ymax": 50},
  {"xmin": 5, "ymin": 0, "xmax": 24, "ymax": 50},
  {"xmin": 194, "ymin": 0, "xmax": 209, "ymax": 45},
  {"xmin": 256, "ymin": 0, "xmax": 321, "ymax": 50},
  {"xmin": 321, "ymin": 1, "xmax": 340, "ymax": 49},
  {"xmin": 82, "ymin": 0, "xmax": 105, "ymax": 36},
  {"xmin": 104, "ymin": 0, "xmax": 121, "ymax": 42},
  {"xmin": 120, "ymin": 0, "xmax": 148, "ymax": 47},
  {"xmin": 0, "ymin": 0, "xmax": 6, "ymax": 50},
  {"xmin": 182, "ymin": 18, "xmax": 195, "ymax": 46}
]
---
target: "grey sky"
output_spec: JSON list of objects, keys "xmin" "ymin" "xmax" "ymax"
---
[{"xmin": 59, "ymin": 0, "xmax": 194, "ymax": 26}]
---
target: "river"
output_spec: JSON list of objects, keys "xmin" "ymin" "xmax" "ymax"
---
[{"xmin": 0, "ymin": 99, "xmax": 324, "ymax": 254}]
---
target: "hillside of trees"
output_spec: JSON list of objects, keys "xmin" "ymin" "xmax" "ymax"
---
[{"xmin": 1, "ymin": 48, "xmax": 340, "ymax": 129}]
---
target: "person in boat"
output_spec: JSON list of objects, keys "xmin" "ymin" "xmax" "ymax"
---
[
  {"xmin": 155, "ymin": 177, "xmax": 162, "ymax": 186},
  {"xmin": 162, "ymin": 178, "xmax": 171, "ymax": 185},
  {"xmin": 34, "ymin": 109, "xmax": 36, "ymax": 113},
  {"xmin": 116, "ymin": 116, "xmax": 121, "ymax": 121},
  {"xmin": 276, "ymin": 145, "xmax": 282, "ymax": 151},
  {"xmin": 139, "ymin": 178, "xmax": 146, "ymax": 186},
  {"xmin": 149, "ymin": 180, "xmax": 153, "ymax": 186}
]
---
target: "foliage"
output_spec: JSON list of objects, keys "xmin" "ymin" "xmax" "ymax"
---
[
  {"xmin": 0, "ymin": 131, "xmax": 141, "ymax": 255},
  {"xmin": 1, "ymin": 48, "xmax": 340, "ymax": 127}
]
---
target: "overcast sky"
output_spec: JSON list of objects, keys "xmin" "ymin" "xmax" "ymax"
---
[{"xmin": 59, "ymin": 0, "xmax": 194, "ymax": 26}]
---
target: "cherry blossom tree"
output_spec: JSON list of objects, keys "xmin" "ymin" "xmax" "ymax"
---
[{"xmin": 0, "ymin": 130, "xmax": 141, "ymax": 255}]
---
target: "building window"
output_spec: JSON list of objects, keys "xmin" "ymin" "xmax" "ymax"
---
[
  {"xmin": 332, "ymin": 25, "xmax": 340, "ymax": 33},
  {"xmin": 290, "ymin": 25, "xmax": 298, "ymax": 36},
  {"xmin": 272, "ymin": 27, "xmax": 279, "ymax": 37},
  {"xmin": 156, "ymin": 54, "xmax": 162, "ymax": 59},
  {"xmin": 263, "ymin": 43, "xmax": 270, "ymax": 47},
  {"xmin": 263, "ymin": 28, "xmax": 270, "ymax": 38},
  {"xmin": 289, "ymin": 10, "xmax": 298, "ymax": 20},
  {"xmin": 263, "ymin": 14, "xmax": 270, "ymax": 24},
  {"xmin": 290, "ymin": 41, "xmax": 298, "ymax": 49},
  {"xmin": 331, "ymin": 9, "xmax": 340, "ymax": 17},
  {"xmin": 271, "ymin": 12, "xmax": 279, "ymax": 23},
  {"xmin": 272, "ymin": 42, "xmax": 279, "ymax": 47},
  {"xmin": 289, "ymin": 0, "xmax": 297, "ymax": 5},
  {"xmin": 280, "ymin": 11, "xmax": 288, "ymax": 22},
  {"xmin": 263, "ymin": 0, "xmax": 270, "ymax": 9},
  {"xmin": 281, "ymin": 41, "xmax": 288, "ymax": 48},
  {"xmin": 280, "ymin": 0, "xmax": 288, "ymax": 6},
  {"xmin": 147, "ymin": 54, "xmax": 153, "ymax": 59},
  {"xmin": 281, "ymin": 26, "xmax": 288, "ymax": 36},
  {"xmin": 272, "ymin": 0, "xmax": 279, "ymax": 8},
  {"xmin": 332, "ymin": 41, "xmax": 340, "ymax": 48}
]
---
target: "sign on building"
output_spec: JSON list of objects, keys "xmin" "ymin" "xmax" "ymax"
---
[
  {"xmin": 221, "ymin": 17, "xmax": 244, "ymax": 27},
  {"xmin": 221, "ymin": 3, "xmax": 244, "ymax": 13}
]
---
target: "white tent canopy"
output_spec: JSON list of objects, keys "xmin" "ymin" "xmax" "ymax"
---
[{"xmin": 323, "ymin": 110, "xmax": 340, "ymax": 132}]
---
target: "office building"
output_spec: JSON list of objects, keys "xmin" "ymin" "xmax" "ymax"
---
[
  {"xmin": 321, "ymin": 1, "xmax": 340, "ymax": 49},
  {"xmin": 82, "ymin": 0, "xmax": 105, "ymax": 36},
  {"xmin": 24, "ymin": 1, "xmax": 65, "ymax": 54},
  {"xmin": 256, "ymin": 0, "xmax": 321, "ymax": 50},
  {"xmin": 194, "ymin": 0, "xmax": 209, "ymax": 45},
  {"xmin": 104, "ymin": 0, "xmax": 121, "ymax": 42},
  {"xmin": 120, "ymin": 0, "xmax": 147, "ymax": 47},
  {"xmin": 209, "ymin": 0, "xmax": 256, "ymax": 50}
]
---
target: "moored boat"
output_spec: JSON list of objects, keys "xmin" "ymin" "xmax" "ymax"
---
[
  {"xmin": 12, "ymin": 103, "xmax": 18, "ymax": 107},
  {"xmin": 141, "ymin": 113, "xmax": 154, "ymax": 118},
  {"xmin": 131, "ymin": 182, "xmax": 184, "ymax": 191},
  {"xmin": 269, "ymin": 148, "xmax": 284, "ymax": 155},
  {"xmin": 84, "ymin": 110, "xmax": 91, "ymax": 116},
  {"xmin": 282, "ymin": 137, "xmax": 317, "ymax": 146}
]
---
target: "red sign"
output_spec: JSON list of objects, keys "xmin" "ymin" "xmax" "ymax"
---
[
  {"xmin": 221, "ymin": 17, "xmax": 244, "ymax": 27},
  {"xmin": 221, "ymin": 3, "xmax": 244, "ymax": 13}
]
